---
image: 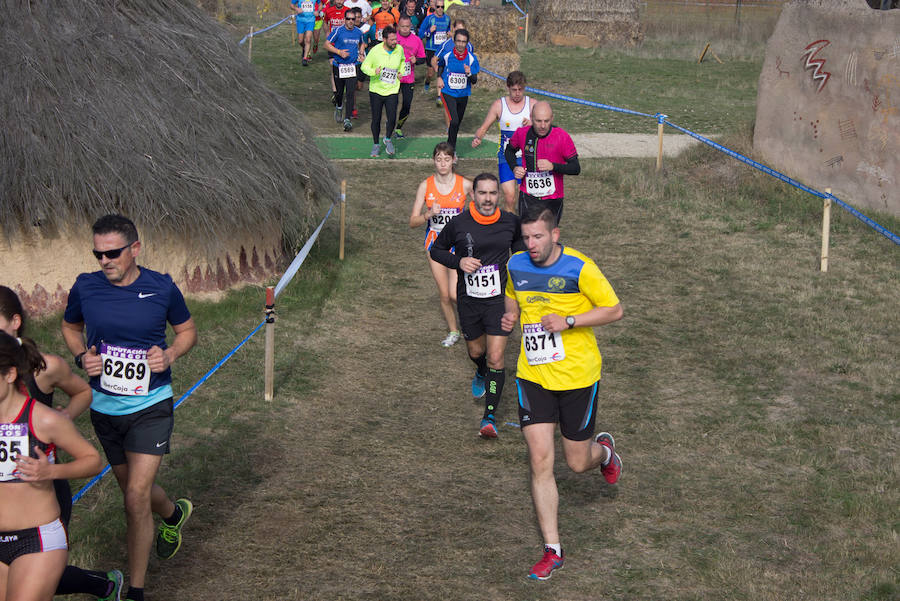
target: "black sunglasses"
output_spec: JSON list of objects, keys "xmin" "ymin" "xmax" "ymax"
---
[{"xmin": 92, "ymin": 243, "xmax": 134, "ymax": 260}]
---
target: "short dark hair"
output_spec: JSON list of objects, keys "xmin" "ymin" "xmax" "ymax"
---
[
  {"xmin": 521, "ymin": 207, "xmax": 557, "ymax": 230},
  {"xmin": 506, "ymin": 70, "xmax": 526, "ymax": 88},
  {"xmin": 454, "ymin": 28, "xmax": 469, "ymax": 43},
  {"xmin": 472, "ymin": 172, "xmax": 499, "ymax": 191},
  {"xmin": 92, "ymin": 214, "xmax": 139, "ymax": 244},
  {"xmin": 382, "ymin": 25, "xmax": 397, "ymax": 38},
  {"xmin": 398, "ymin": 13, "xmax": 411, "ymax": 23}
]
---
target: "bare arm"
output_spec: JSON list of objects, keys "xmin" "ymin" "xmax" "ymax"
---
[
  {"xmin": 38, "ymin": 354, "xmax": 92, "ymax": 419},
  {"xmin": 501, "ymin": 295, "xmax": 520, "ymax": 332},
  {"xmin": 540, "ymin": 303, "xmax": 623, "ymax": 333},
  {"xmin": 16, "ymin": 404, "xmax": 102, "ymax": 482},
  {"xmin": 471, "ymin": 99, "xmax": 501, "ymax": 148},
  {"xmin": 409, "ymin": 179, "xmax": 434, "ymax": 228}
]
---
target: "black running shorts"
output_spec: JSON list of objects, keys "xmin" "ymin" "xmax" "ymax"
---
[
  {"xmin": 457, "ymin": 296, "xmax": 509, "ymax": 341},
  {"xmin": 91, "ymin": 398, "xmax": 174, "ymax": 466},
  {"xmin": 516, "ymin": 378, "xmax": 598, "ymax": 441}
]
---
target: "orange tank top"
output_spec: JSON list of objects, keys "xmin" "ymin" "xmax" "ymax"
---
[{"xmin": 424, "ymin": 173, "xmax": 466, "ymax": 235}]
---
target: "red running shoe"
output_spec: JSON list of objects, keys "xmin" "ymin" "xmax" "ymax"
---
[
  {"xmin": 595, "ymin": 431, "xmax": 621, "ymax": 484},
  {"xmin": 528, "ymin": 547, "xmax": 564, "ymax": 580},
  {"xmin": 351, "ymin": 109, "xmax": 359, "ymax": 119}
]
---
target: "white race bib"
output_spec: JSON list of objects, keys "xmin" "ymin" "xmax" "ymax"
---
[
  {"xmin": 428, "ymin": 207, "xmax": 460, "ymax": 233},
  {"xmin": 434, "ymin": 30, "xmax": 448, "ymax": 45},
  {"xmin": 465, "ymin": 264, "xmax": 501, "ymax": 299},
  {"xmin": 522, "ymin": 322, "xmax": 566, "ymax": 365},
  {"xmin": 401, "ymin": 61, "xmax": 412, "ymax": 77},
  {"xmin": 525, "ymin": 171, "xmax": 555, "ymax": 197},
  {"xmin": 380, "ymin": 67, "xmax": 397, "ymax": 85},
  {"xmin": 300, "ymin": 0, "xmax": 314, "ymax": 12},
  {"xmin": 0, "ymin": 424, "xmax": 28, "ymax": 481},
  {"xmin": 99, "ymin": 343, "xmax": 151, "ymax": 396},
  {"xmin": 338, "ymin": 62, "xmax": 357, "ymax": 79},
  {"xmin": 376, "ymin": 28, "xmax": 384, "ymax": 41},
  {"xmin": 447, "ymin": 72, "xmax": 467, "ymax": 90}
]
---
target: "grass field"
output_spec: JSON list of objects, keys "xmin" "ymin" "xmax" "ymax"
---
[{"xmin": 39, "ymin": 3, "xmax": 900, "ymax": 600}]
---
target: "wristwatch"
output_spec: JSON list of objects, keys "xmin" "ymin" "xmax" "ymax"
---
[
  {"xmin": 74, "ymin": 351, "xmax": 86, "ymax": 370},
  {"xmin": 565, "ymin": 315, "xmax": 576, "ymax": 329}
]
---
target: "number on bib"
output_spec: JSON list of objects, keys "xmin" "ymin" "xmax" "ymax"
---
[
  {"xmin": 464, "ymin": 264, "xmax": 501, "ymax": 299},
  {"xmin": 401, "ymin": 61, "xmax": 412, "ymax": 77},
  {"xmin": 429, "ymin": 208, "xmax": 460, "ymax": 233},
  {"xmin": 338, "ymin": 63, "xmax": 357, "ymax": 79},
  {"xmin": 447, "ymin": 72, "xmax": 467, "ymax": 90},
  {"xmin": 0, "ymin": 425, "xmax": 28, "ymax": 481},
  {"xmin": 522, "ymin": 323, "xmax": 566, "ymax": 365},
  {"xmin": 380, "ymin": 68, "xmax": 397, "ymax": 85},
  {"xmin": 300, "ymin": 0, "xmax": 314, "ymax": 11},
  {"xmin": 99, "ymin": 343, "xmax": 151, "ymax": 396},
  {"xmin": 524, "ymin": 171, "xmax": 556, "ymax": 197},
  {"xmin": 434, "ymin": 31, "xmax": 448, "ymax": 45}
]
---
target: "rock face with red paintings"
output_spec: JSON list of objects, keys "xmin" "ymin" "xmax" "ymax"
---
[{"xmin": 754, "ymin": 0, "xmax": 900, "ymax": 217}]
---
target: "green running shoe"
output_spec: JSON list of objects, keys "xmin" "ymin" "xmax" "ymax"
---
[
  {"xmin": 98, "ymin": 569, "xmax": 123, "ymax": 601},
  {"xmin": 156, "ymin": 498, "xmax": 193, "ymax": 559}
]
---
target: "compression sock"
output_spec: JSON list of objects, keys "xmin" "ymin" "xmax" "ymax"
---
[
  {"xmin": 127, "ymin": 587, "xmax": 144, "ymax": 601},
  {"xmin": 469, "ymin": 353, "xmax": 487, "ymax": 378},
  {"xmin": 55, "ymin": 566, "xmax": 110, "ymax": 596},
  {"xmin": 484, "ymin": 367, "xmax": 505, "ymax": 421},
  {"xmin": 164, "ymin": 502, "xmax": 182, "ymax": 526}
]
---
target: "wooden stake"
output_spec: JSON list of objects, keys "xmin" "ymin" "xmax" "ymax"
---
[
  {"xmin": 698, "ymin": 42, "xmax": 710, "ymax": 64},
  {"xmin": 524, "ymin": 14, "xmax": 529, "ymax": 45},
  {"xmin": 264, "ymin": 286, "xmax": 275, "ymax": 401},
  {"xmin": 339, "ymin": 180, "xmax": 347, "ymax": 261},
  {"xmin": 248, "ymin": 26, "xmax": 254, "ymax": 61},
  {"xmin": 820, "ymin": 188, "xmax": 832, "ymax": 272},
  {"xmin": 655, "ymin": 114, "xmax": 667, "ymax": 172},
  {"xmin": 656, "ymin": 120, "xmax": 665, "ymax": 172}
]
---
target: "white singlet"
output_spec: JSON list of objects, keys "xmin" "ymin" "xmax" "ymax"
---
[{"xmin": 498, "ymin": 95, "xmax": 532, "ymax": 156}]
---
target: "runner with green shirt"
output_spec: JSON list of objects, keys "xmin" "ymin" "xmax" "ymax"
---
[{"xmin": 361, "ymin": 26, "xmax": 406, "ymax": 157}]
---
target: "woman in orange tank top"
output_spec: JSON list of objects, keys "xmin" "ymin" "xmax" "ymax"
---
[{"xmin": 409, "ymin": 142, "xmax": 473, "ymax": 347}]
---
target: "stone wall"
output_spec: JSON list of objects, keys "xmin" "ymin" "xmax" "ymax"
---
[{"xmin": 754, "ymin": 0, "xmax": 900, "ymax": 216}]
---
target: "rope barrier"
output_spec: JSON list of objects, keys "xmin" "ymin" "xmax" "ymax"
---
[
  {"xmin": 238, "ymin": 15, "xmax": 293, "ymax": 45},
  {"xmin": 72, "ymin": 198, "xmax": 339, "ymax": 503},
  {"xmin": 663, "ymin": 120, "xmax": 900, "ymax": 246},
  {"xmin": 481, "ymin": 68, "xmax": 899, "ymax": 247}
]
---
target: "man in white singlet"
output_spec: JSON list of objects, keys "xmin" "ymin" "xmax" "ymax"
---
[{"xmin": 471, "ymin": 70, "xmax": 532, "ymax": 212}]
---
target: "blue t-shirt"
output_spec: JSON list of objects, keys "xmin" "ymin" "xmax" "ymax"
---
[
  {"xmin": 418, "ymin": 14, "xmax": 451, "ymax": 51},
  {"xmin": 328, "ymin": 25, "xmax": 363, "ymax": 64},
  {"xmin": 63, "ymin": 268, "xmax": 192, "ymax": 415},
  {"xmin": 437, "ymin": 47, "xmax": 479, "ymax": 97}
]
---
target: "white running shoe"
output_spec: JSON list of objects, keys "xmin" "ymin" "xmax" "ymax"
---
[{"xmin": 441, "ymin": 331, "xmax": 461, "ymax": 347}]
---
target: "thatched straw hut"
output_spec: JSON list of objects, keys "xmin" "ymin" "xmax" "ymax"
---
[
  {"xmin": 447, "ymin": 6, "xmax": 520, "ymax": 90},
  {"xmin": 1, "ymin": 0, "xmax": 339, "ymax": 315},
  {"xmin": 531, "ymin": 0, "xmax": 642, "ymax": 47}
]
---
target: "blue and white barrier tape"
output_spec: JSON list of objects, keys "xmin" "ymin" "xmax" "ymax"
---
[{"xmin": 239, "ymin": 15, "xmax": 294, "ymax": 45}]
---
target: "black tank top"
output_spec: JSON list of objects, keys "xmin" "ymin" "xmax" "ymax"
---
[
  {"xmin": 0, "ymin": 397, "xmax": 56, "ymax": 483},
  {"xmin": 26, "ymin": 376, "xmax": 54, "ymax": 408}
]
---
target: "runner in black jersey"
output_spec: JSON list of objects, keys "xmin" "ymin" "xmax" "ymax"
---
[{"xmin": 430, "ymin": 172, "xmax": 524, "ymax": 438}]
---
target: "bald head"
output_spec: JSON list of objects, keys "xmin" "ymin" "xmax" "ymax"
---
[{"xmin": 531, "ymin": 101, "xmax": 553, "ymax": 136}]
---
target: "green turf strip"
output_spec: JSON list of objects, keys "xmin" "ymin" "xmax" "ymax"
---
[{"xmin": 315, "ymin": 135, "xmax": 501, "ymax": 159}]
